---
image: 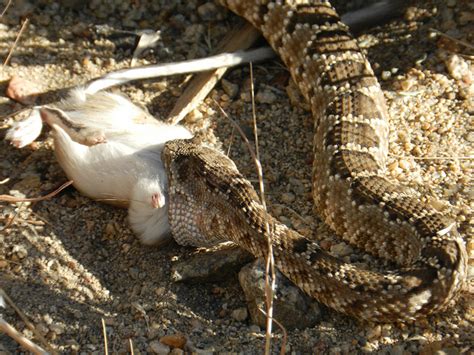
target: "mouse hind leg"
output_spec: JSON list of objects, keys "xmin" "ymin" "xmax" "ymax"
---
[{"xmin": 40, "ymin": 107, "xmax": 107, "ymax": 146}]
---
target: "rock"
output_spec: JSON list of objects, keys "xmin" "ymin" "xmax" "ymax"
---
[
  {"xmin": 149, "ymin": 340, "xmax": 170, "ymax": 354},
  {"xmin": 249, "ymin": 325, "xmax": 260, "ymax": 333},
  {"xmin": 12, "ymin": 245, "xmax": 28, "ymax": 259},
  {"xmin": 238, "ymin": 260, "xmax": 321, "ymax": 330},
  {"xmin": 389, "ymin": 345, "xmax": 405, "ymax": 355},
  {"xmin": 159, "ymin": 334, "xmax": 186, "ymax": 349},
  {"xmin": 256, "ymin": 90, "xmax": 277, "ymax": 104},
  {"xmin": 49, "ymin": 323, "xmax": 66, "ymax": 335},
  {"xmin": 435, "ymin": 348, "xmax": 460, "ymax": 355},
  {"xmin": 171, "ymin": 244, "xmax": 253, "ymax": 283},
  {"xmin": 6, "ymin": 76, "xmax": 41, "ymax": 105},
  {"xmin": 366, "ymin": 324, "xmax": 382, "ymax": 340},
  {"xmin": 221, "ymin": 79, "xmax": 239, "ymax": 98},
  {"xmin": 197, "ymin": 2, "xmax": 225, "ymax": 22},
  {"xmin": 381, "ymin": 71, "xmax": 391, "ymax": 80},
  {"xmin": 281, "ymin": 192, "xmax": 296, "ymax": 204},
  {"xmin": 231, "ymin": 307, "xmax": 248, "ymax": 322},
  {"xmin": 330, "ymin": 242, "xmax": 353, "ymax": 258},
  {"xmin": 12, "ymin": 174, "xmax": 42, "ymax": 191},
  {"xmin": 444, "ymin": 54, "xmax": 472, "ymax": 83}
]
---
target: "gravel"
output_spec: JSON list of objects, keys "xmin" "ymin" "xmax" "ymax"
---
[{"xmin": 0, "ymin": 0, "xmax": 472, "ymax": 353}]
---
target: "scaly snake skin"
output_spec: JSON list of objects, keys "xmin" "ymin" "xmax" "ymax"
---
[{"xmin": 162, "ymin": 0, "xmax": 467, "ymax": 322}]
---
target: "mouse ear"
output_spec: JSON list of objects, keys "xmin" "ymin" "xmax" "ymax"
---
[{"xmin": 151, "ymin": 191, "xmax": 166, "ymax": 208}]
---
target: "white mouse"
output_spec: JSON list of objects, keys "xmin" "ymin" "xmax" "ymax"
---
[{"xmin": 36, "ymin": 89, "xmax": 192, "ymax": 246}]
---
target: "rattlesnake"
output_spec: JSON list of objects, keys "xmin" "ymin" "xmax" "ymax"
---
[{"xmin": 162, "ymin": 0, "xmax": 467, "ymax": 322}]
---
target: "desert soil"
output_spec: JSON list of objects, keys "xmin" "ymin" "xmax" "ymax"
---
[{"xmin": 0, "ymin": 0, "xmax": 472, "ymax": 353}]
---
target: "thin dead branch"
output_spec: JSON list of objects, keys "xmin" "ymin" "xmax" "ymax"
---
[
  {"xmin": 213, "ymin": 97, "xmax": 283, "ymax": 354},
  {"xmin": 0, "ymin": 319, "xmax": 48, "ymax": 355},
  {"xmin": 389, "ymin": 154, "xmax": 473, "ymax": 160},
  {"xmin": 0, "ymin": 289, "xmax": 55, "ymax": 354},
  {"xmin": 3, "ymin": 18, "xmax": 29, "ymax": 66},
  {"xmin": 0, "ymin": 0, "xmax": 12, "ymax": 17},
  {"xmin": 101, "ymin": 318, "xmax": 109, "ymax": 355},
  {"xmin": 0, "ymin": 181, "xmax": 73, "ymax": 203},
  {"xmin": 429, "ymin": 28, "xmax": 474, "ymax": 52},
  {"xmin": 258, "ymin": 307, "xmax": 288, "ymax": 355},
  {"xmin": 249, "ymin": 62, "xmax": 278, "ymax": 355}
]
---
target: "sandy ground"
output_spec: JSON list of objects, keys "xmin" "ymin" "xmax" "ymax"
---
[{"xmin": 0, "ymin": 0, "xmax": 472, "ymax": 353}]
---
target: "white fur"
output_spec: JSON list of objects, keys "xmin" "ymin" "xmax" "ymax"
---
[
  {"xmin": 5, "ymin": 109, "xmax": 43, "ymax": 148},
  {"xmin": 41, "ymin": 88, "xmax": 192, "ymax": 245}
]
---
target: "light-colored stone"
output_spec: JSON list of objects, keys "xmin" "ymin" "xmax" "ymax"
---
[
  {"xmin": 238, "ymin": 260, "xmax": 321, "ymax": 329},
  {"xmin": 149, "ymin": 340, "xmax": 170, "ymax": 354},
  {"xmin": 231, "ymin": 307, "xmax": 248, "ymax": 322}
]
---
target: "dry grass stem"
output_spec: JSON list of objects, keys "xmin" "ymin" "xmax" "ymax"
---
[
  {"xmin": 0, "ymin": 289, "xmax": 55, "ymax": 354},
  {"xmin": 101, "ymin": 318, "xmax": 109, "ymax": 355},
  {"xmin": 0, "ymin": 180, "xmax": 73, "ymax": 203},
  {"xmin": 429, "ymin": 28, "xmax": 474, "ymax": 51},
  {"xmin": 129, "ymin": 338, "xmax": 135, "ymax": 355},
  {"xmin": 248, "ymin": 62, "xmax": 278, "ymax": 355},
  {"xmin": 225, "ymin": 126, "xmax": 235, "ymax": 157},
  {"xmin": 1, "ymin": 180, "xmax": 71, "ymax": 229},
  {"xmin": 258, "ymin": 307, "xmax": 288, "ymax": 355},
  {"xmin": 390, "ymin": 154, "xmax": 473, "ymax": 160},
  {"xmin": 0, "ymin": 319, "xmax": 48, "ymax": 355},
  {"xmin": 0, "ymin": 0, "xmax": 12, "ymax": 17},
  {"xmin": 213, "ymin": 63, "xmax": 283, "ymax": 354},
  {"xmin": 3, "ymin": 18, "xmax": 29, "ymax": 67}
]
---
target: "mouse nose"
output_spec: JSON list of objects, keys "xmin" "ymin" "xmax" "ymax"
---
[{"xmin": 151, "ymin": 192, "xmax": 165, "ymax": 208}]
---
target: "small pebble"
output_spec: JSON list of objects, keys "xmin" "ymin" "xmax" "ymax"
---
[
  {"xmin": 366, "ymin": 325, "xmax": 382, "ymax": 340},
  {"xmin": 12, "ymin": 245, "xmax": 28, "ymax": 259},
  {"xmin": 221, "ymin": 79, "xmax": 239, "ymax": 98},
  {"xmin": 281, "ymin": 192, "xmax": 296, "ymax": 204},
  {"xmin": 381, "ymin": 71, "xmax": 392, "ymax": 80},
  {"xmin": 256, "ymin": 90, "xmax": 277, "ymax": 104},
  {"xmin": 149, "ymin": 340, "xmax": 170, "ymax": 354},
  {"xmin": 331, "ymin": 242, "xmax": 353, "ymax": 257},
  {"xmin": 231, "ymin": 307, "xmax": 248, "ymax": 322},
  {"xmin": 6, "ymin": 76, "xmax": 41, "ymax": 104},
  {"xmin": 160, "ymin": 334, "xmax": 186, "ymax": 349},
  {"xmin": 197, "ymin": 2, "xmax": 223, "ymax": 21}
]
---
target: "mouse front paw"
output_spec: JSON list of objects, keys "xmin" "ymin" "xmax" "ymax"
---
[{"xmin": 5, "ymin": 109, "xmax": 43, "ymax": 148}]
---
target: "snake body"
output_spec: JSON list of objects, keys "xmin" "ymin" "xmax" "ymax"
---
[{"xmin": 162, "ymin": 0, "xmax": 467, "ymax": 322}]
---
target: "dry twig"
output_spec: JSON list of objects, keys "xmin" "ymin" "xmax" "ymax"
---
[
  {"xmin": 429, "ymin": 28, "xmax": 474, "ymax": 52},
  {"xmin": 101, "ymin": 318, "xmax": 109, "ymax": 355},
  {"xmin": 258, "ymin": 307, "xmax": 288, "ymax": 355},
  {"xmin": 0, "ymin": 289, "xmax": 55, "ymax": 354},
  {"xmin": 0, "ymin": 181, "xmax": 73, "ymax": 203},
  {"xmin": 214, "ymin": 95, "xmax": 285, "ymax": 354},
  {"xmin": 3, "ymin": 18, "xmax": 29, "ymax": 67},
  {"xmin": 248, "ymin": 62, "xmax": 278, "ymax": 355},
  {"xmin": 0, "ymin": 319, "xmax": 48, "ymax": 355},
  {"xmin": 0, "ymin": 0, "xmax": 12, "ymax": 17}
]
